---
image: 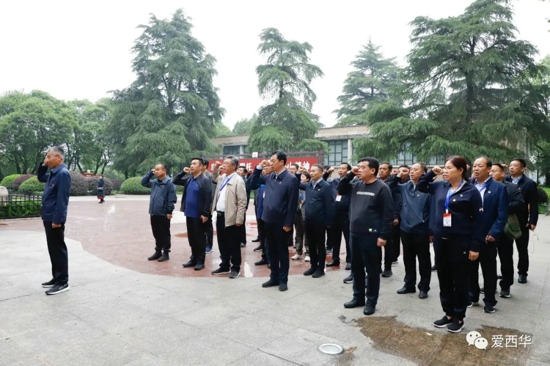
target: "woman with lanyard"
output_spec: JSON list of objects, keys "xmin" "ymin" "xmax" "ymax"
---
[{"xmin": 417, "ymin": 156, "xmax": 484, "ymax": 333}]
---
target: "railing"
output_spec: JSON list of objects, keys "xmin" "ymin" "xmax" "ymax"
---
[{"xmin": 0, "ymin": 193, "xmax": 42, "ymax": 219}]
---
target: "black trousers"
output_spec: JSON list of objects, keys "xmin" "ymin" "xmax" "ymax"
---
[
  {"xmin": 383, "ymin": 224, "xmax": 401, "ymax": 269},
  {"xmin": 435, "ymin": 236, "xmax": 470, "ymax": 321},
  {"xmin": 216, "ymin": 214, "xmax": 242, "ymax": 272},
  {"xmin": 515, "ymin": 225, "xmax": 530, "ymax": 276},
  {"xmin": 351, "ymin": 234, "xmax": 382, "ymax": 306},
  {"xmin": 265, "ymin": 222, "xmax": 291, "ymax": 283},
  {"xmin": 205, "ymin": 216, "xmax": 214, "ymax": 250},
  {"xmin": 326, "ymin": 227, "xmax": 333, "ymax": 250},
  {"xmin": 150, "ymin": 215, "xmax": 171, "ymax": 252},
  {"xmin": 469, "ymin": 241, "xmax": 497, "ymax": 306},
  {"xmin": 401, "ymin": 231, "xmax": 431, "ymax": 292},
  {"xmin": 186, "ymin": 217, "xmax": 206, "ymax": 264},
  {"xmin": 497, "ymin": 236, "xmax": 514, "ymax": 291},
  {"xmin": 305, "ymin": 219, "xmax": 326, "ymax": 270},
  {"xmin": 239, "ymin": 213, "xmax": 247, "ymax": 244},
  {"xmin": 43, "ymin": 221, "xmax": 68, "ymax": 285},
  {"xmin": 258, "ymin": 219, "xmax": 269, "ymax": 261},
  {"xmin": 329, "ymin": 213, "xmax": 350, "ymax": 264}
]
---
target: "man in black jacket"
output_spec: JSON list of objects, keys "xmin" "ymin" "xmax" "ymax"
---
[
  {"xmin": 338, "ymin": 158, "xmax": 395, "ymax": 316},
  {"xmin": 173, "ymin": 158, "xmax": 212, "ymax": 271},
  {"xmin": 505, "ymin": 158, "xmax": 539, "ymax": 284}
]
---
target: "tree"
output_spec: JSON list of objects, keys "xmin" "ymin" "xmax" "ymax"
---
[
  {"xmin": 354, "ymin": 0, "xmax": 546, "ymax": 164},
  {"xmin": 108, "ymin": 9, "xmax": 224, "ymax": 175},
  {"xmin": 214, "ymin": 123, "xmax": 234, "ymax": 137},
  {"xmin": 334, "ymin": 40, "xmax": 402, "ymax": 126},
  {"xmin": 0, "ymin": 90, "xmax": 76, "ymax": 174},
  {"xmin": 232, "ymin": 114, "xmax": 257, "ymax": 135},
  {"xmin": 247, "ymin": 28, "xmax": 327, "ymax": 153}
]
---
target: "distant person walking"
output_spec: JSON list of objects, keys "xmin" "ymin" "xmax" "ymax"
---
[
  {"xmin": 141, "ymin": 164, "xmax": 177, "ymax": 262},
  {"xmin": 97, "ymin": 174, "xmax": 105, "ymax": 203},
  {"xmin": 37, "ymin": 146, "xmax": 72, "ymax": 295}
]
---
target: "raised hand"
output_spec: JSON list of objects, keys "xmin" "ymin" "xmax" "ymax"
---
[
  {"xmin": 352, "ymin": 167, "xmax": 359, "ymax": 175},
  {"xmin": 328, "ymin": 167, "xmax": 335, "ymax": 174},
  {"xmin": 432, "ymin": 166, "xmax": 442, "ymax": 175},
  {"xmin": 260, "ymin": 160, "xmax": 269, "ymax": 168},
  {"xmin": 183, "ymin": 167, "xmax": 190, "ymax": 173}
]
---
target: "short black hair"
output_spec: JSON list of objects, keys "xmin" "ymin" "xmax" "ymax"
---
[
  {"xmin": 341, "ymin": 162, "xmax": 352, "ymax": 171},
  {"xmin": 399, "ymin": 164, "xmax": 410, "ymax": 169},
  {"xmin": 380, "ymin": 162, "xmax": 392, "ymax": 170},
  {"xmin": 156, "ymin": 163, "xmax": 167, "ymax": 170},
  {"xmin": 323, "ymin": 165, "xmax": 330, "ymax": 170},
  {"xmin": 493, "ymin": 163, "xmax": 505, "ymax": 171},
  {"xmin": 291, "ymin": 163, "xmax": 299, "ymax": 170},
  {"xmin": 413, "ymin": 162, "xmax": 427, "ymax": 173},
  {"xmin": 202, "ymin": 158, "xmax": 209, "ymax": 167},
  {"xmin": 224, "ymin": 155, "xmax": 239, "ymax": 168},
  {"xmin": 311, "ymin": 164, "xmax": 324, "ymax": 172},
  {"xmin": 476, "ymin": 156, "xmax": 492, "ymax": 168},
  {"xmin": 301, "ymin": 171, "xmax": 311, "ymax": 181},
  {"xmin": 271, "ymin": 150, "xmax": 287, "ymax": 165},
  {"xmin": 358, "ymin": 157, "xmax": 380, "ymax": 176},
  {"xmin": 191, "ymin": 157, "xmax": 204, "ymax": 166},
  {"xmin": 512, "ymin": 158, "xmax": 527, "ymax": 168}
]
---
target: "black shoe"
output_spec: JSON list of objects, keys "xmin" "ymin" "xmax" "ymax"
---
[
  {"xmin": 326, "ymin": 261, "xmax": 340, "ymax": 267},
  {"xmin": 345, "ymin": 263, "xmax": 351, "ymax": 270},
  {"xmin": 419, "ymin": 291, "xmax": 428, "ymax": 299},
  {"xmin": 518, "ymin": 275, "xmax": 527, "ymax": 284},
  {"xmin": 484, "ymin": 304, "xmax": 496, "ymax": 314},
  {"xmin": 344, "ymin": 299, "xmax": 365, "ymax": 308},
  {"xmin": 397, "ymin": 286, "xmax": 416, "ymax": 295},
  {"xmin": 240, "ymin": 243, "xmax": 246, "ymax": 248},
  {"xmin": 431, "ymin": 265, "xmax": 437, "ymax": 271},
  {"xmin": 211, "ymin": 267, "xmax": 230, "ymax": 275},
  {"xmin": 447, "ymin": 319, "xmax": 464, "ymax": 333},
  {"xmin": 194, "ymin": 263, "xmax": 205, "ymax": 271},
  {"xmin": 157, "ymin": 253, "xmax": 169, "ymax": 262},
  {"xmin": 148, "ymin": 251, "xmax": 162, "ymax": 261},
  {"xmin": 279, "ymin": 282, "xmax": 288, "ymax": 291},
  {"xmin": 382, "ymin": 270, "xmax": 392, "ymax": 278},
  {"xmin": 467, "ymin": 301, "xmax": 479, "ymax": 308},
  {"xmin": 343, "ymin": 274, "xmax": 353, "ymax": 284},
  {"xmin": 42, "ymin": 279, "xmax": 55, "ymax": 288},
  {"xmin": 262, "ymin": 279, "xmax": 279, "ymax": 288},
  {"xmin": 433, "ymin": 316, "xmax": 453, "ymax": 328},
  {"xmin": 252, "ymin": 237, "xmax": 260, "ymax": 243},
  {"xmin": 312, "ymin": 269, "xmax": 325, "ymax": 278},
  {"xmin": 45, "ymin": 283, "xmax": 70, "ymax": 295},
  {"xmin": 303, "ymin": 267, "xmax": 316, "ymax": 276},
  {"xmin": 182, "ymin": 261, "xmax": 196, "ymax": 268},
  {"xmin": 497, "ymin": 274, "xmax": 503, "ymax": 280},
  {"xmin": 500, "ymin": 289, "xmax": 511, "ymax": 298},
  {"xmin": 255, "ymin": 259, "xmax": 269, "ymax": 266},
  {"xmin": 363, "ymin": 303, "xmax": 375, "ymax": 315},
  {"xmin": 229, "ymin": 270, "xmax": 240, "ymax": 279},
  {"xmin": 253, "ymin": 245, "xmax": 263, "ymax": 252}
]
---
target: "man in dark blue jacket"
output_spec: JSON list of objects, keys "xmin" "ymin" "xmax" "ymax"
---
[
  {"xmin": 469, "ymin": 157, "xmax": 509, "ymax": 313},
  {"xmin": 141, "ymin": 164, "xmax": 178, "ymax": 263},
  {"xmin": 505, "ymin": 158, "xmax": 539, "ymax": 284},
  {"xmin": 173, "ymin": 158, "xmax": 212, "ymax": 271},
  {"xmin": 249, "ymin": 151, "xmax": 299, "ymax": 292},
  {"xmin": 38, "ymin": 146, "xmax": 72, "ymax": 295}
]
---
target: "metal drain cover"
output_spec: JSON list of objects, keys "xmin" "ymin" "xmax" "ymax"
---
[{"xmin": 318, "ymin": 343, "xmax": 344, "ymax": 355}]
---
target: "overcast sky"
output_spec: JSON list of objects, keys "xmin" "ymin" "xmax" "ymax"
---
[{"xmin": 1, "ymin": 0, "xmax": 549, "ymax": 129}]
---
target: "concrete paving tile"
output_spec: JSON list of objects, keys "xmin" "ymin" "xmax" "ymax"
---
[
  {"xmin": 228, "ymin": 350, "xmax": 298, "ymax": 366},
  {"xmin": 173, "ymin": 303, "xmax": 249, "ymax": 329},
  {"xmin": 120, "ymin": 352, "xmax": 167, "ymax": 366}
]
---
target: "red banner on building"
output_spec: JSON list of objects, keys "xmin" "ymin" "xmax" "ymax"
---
[{"xmin": 208, "ymin": 157, "xmax": 320, "ymax": 172}]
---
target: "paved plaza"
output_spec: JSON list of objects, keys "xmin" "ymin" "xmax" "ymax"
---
[{"xmin": 0, "ymin": 196, "xmax": 549, "ymax": 365}]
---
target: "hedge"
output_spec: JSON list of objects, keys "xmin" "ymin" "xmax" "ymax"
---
[
  {"xmin": 111, "ymin": 179, "xmax": 123, "ymax": 191},
  {"xmin": 19, "ymin": 177, "xmax": 45, "ymax": 193},
  {"xmin": 0, "ymin": 174, "xmax": 21, "ymax": 191},
  {"xmin": 0, "ymin": 194, "xmax": 41, "ymax": 219},
  {"xmin": 120, "ymin": 177, "xmax": 151, "ymax": 194},
  {"xmin": 69, "ymin": 171, "xmax": 88, "ymax": 196},
  {"xmin": 86, "ymin": 176, "xmax": 113, "ymax": 196},
  {"xmin": 12, "ymin": 174, "xmax": 34, "ymax": 191}
]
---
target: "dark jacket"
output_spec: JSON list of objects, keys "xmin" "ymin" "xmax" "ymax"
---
[
  {"xmin": 173, "ymin": 171, "xmax": 212, "ymax": 217},
  {"xmin": 471, "ymin": 177, "xmax": 509, "ymax": 239},
  {"xmin": 322, "ymin": 173, "xmax": 351, "ymax": 216},
  {"xmin": 386, "ymin": 176, "xmax": 430, "ymax": 235},
  {"xmin": 417, "ymin": 171, "xmax": 484, "ymax": 252},
  {"xmin": 256, "ymin": 184, "xmax": 266, "ymax": 220},
  {"xmin": 505, "ymin": 174, "xmax": 539, "ymax": 226},
  {"xmin": 250, "ymin": 168, "xmax": 299, "ymax": 228},
  {"xmin": 37, "ymin": 163, "xmax": 71, "ymax": 224},
  {"xmin": 503, "ymin": 180, "xmax": 524, "ymax": 216},
  {"xmin": 141, "ymin": 172, "xmax": 177, "ymax": 216},
  {"xmin": 299, "ymin": 178, "xmax": 335, "ymax": 226}
]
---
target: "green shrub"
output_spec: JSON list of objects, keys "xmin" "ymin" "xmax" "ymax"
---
[
  {"xmin": 69, "ymin": 171, "xmax": 88, "ymax": 196},
  {"xmin": 120, "ymin": 177, "xmax": 151, "ymax": 195},
  {"xmin": 85, "ymin": 176, "xmax": 113, "ymax": 196},
  {"xmin": 0, "ymin": 195, "xmax": 41, "ymax": 219},
  {"xmin": 1, "ymin": 174, "xmax": 21, "ymax": 191},
  {"xmin": 19, "ymin": 177, "xmax": 45, "ymax": 193},
  {"xmin": 12, "ymin": 174, "xmax": 34, "ymax": 190},
  {"xmin": 111, "ymin": 179, "xmax": 123, "ymax": 191}
]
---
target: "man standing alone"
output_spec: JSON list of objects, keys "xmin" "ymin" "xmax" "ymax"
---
[
  {"xmin": 38, "ymin": 147, "xmax": 72, "ymax": 295},
  {"xmin": 141, "ymin": 164, "xmax": 177, "ymax": 262}
]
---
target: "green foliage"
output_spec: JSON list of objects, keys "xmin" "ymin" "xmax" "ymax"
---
[
  {"xmin": 69, "ymin": 171, "xmax": 88, "ymax": 196},
  {"xmin": 85, "ymin": 176, "xmax": 113, "ymax": 196},
  {"xmin": 248, "ymin": 28, "xmax": 323, "ymax": 154},
  {"xmin": 0, "ymin": 195, "xmax": 41, "ymax": 219},
  {"xmin": 12, "ymin": 174, "xmax": 34, "ymax": 190},
  {"xmin": 0, "ymin": 174, "xmax": 21, "ymax": 191},
  {"xmin": 18, "ymin": 177, "xmax": 45, "ymax": 193},
  {"xmin": 232, "ymin": 115, "xmax": 257, "ymax": 135},
  {"xmin": 120, "ymin": 177, "xmax": 151, "ymax": 195},
  {"xmin": 214, "ymin": 123, "xmax": 234, "ymax": 137},
  {"xmin": 108, "ymin": 9, "xmax": 224, "ymax": 176}
]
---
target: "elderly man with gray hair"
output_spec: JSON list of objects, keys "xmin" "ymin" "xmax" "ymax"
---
[{"xmin": 37, "ymin": 146, "xmax": 72, "ymax": 295}]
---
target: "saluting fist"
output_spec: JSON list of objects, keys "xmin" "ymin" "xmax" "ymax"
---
[
  {"xmin": 183, "ymin": 167, "xmax": 190, "ymax": 173},
  {"xmin": 327, "ymin": 167, "xmax": 335, "ymax": 174},
  {"xmin": 214, "ymin": 161, "xmax": 222, "ymax": 168},
  {"xmin": 352, "ymin": 167, "xmax": 359, "ymax": 175},
  {"xmin": 260, "ymin": 160, "xmax": 269, "ymax": 168},
  {"xmin": 432, "ymin": 166, "xmax": 442, "ymax": 175}
]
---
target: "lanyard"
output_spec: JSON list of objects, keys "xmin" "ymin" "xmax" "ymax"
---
[
  {"xmin": 219, "ymin": 174, "xmax": 234, "ymax": 192},
  {"xmin": 445, "ymin": 180, "xmax": 465, "ymax": 213}
]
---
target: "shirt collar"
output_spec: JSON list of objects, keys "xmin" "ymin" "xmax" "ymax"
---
[{"xmin": 51, "ymin": 164, "xmax": 66, "ymax": 174}]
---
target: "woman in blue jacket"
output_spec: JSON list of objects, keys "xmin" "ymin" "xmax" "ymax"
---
[{"xmin": 417, "ymin": 156, "xmax": 484, "ymax": 333}]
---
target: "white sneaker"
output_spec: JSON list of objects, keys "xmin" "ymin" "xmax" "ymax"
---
[
  {"xmin": 305, "ymin": 255, "xmax": 311, "ymax": 262},
  {"xmin": 291, "ymin": 254, "xmax": 301, "ymax": 260}
]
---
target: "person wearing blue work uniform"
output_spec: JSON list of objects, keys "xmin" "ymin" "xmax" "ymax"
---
[
  {"xmin": 417, "ymin": 156, "xmax": 484, "ymax": 333},
  {"xmin": 38, "ymin": 146, "xmax": 72, "ymax": 296},
  {"xmin": 250, "ymin": 163, "xmax": 274, "ymax": 266},
  {"xmin": 469, "ymin": 157, "xmax": 508, "ymax": 314}
]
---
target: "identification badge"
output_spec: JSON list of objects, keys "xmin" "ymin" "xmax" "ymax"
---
[
  {"xmin": 335, "ymin": 195, "xmax": 342, "ymax": 202},
  {"xmin": 263, "ymin": 192, "xmax": 266, "ymax": 198},
  {"xmin": 443, "ymin": 213, "xmax": 452, "ymax": 227}
]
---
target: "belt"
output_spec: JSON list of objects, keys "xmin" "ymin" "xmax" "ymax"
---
[{"xmin": 217, "ymin": 211, "xmax": 225, "ymax": 215}]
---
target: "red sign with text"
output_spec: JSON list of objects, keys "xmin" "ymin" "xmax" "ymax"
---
[{"xmin": 208, "ymin": 157, "xmax": 320, "ymax": 172}]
